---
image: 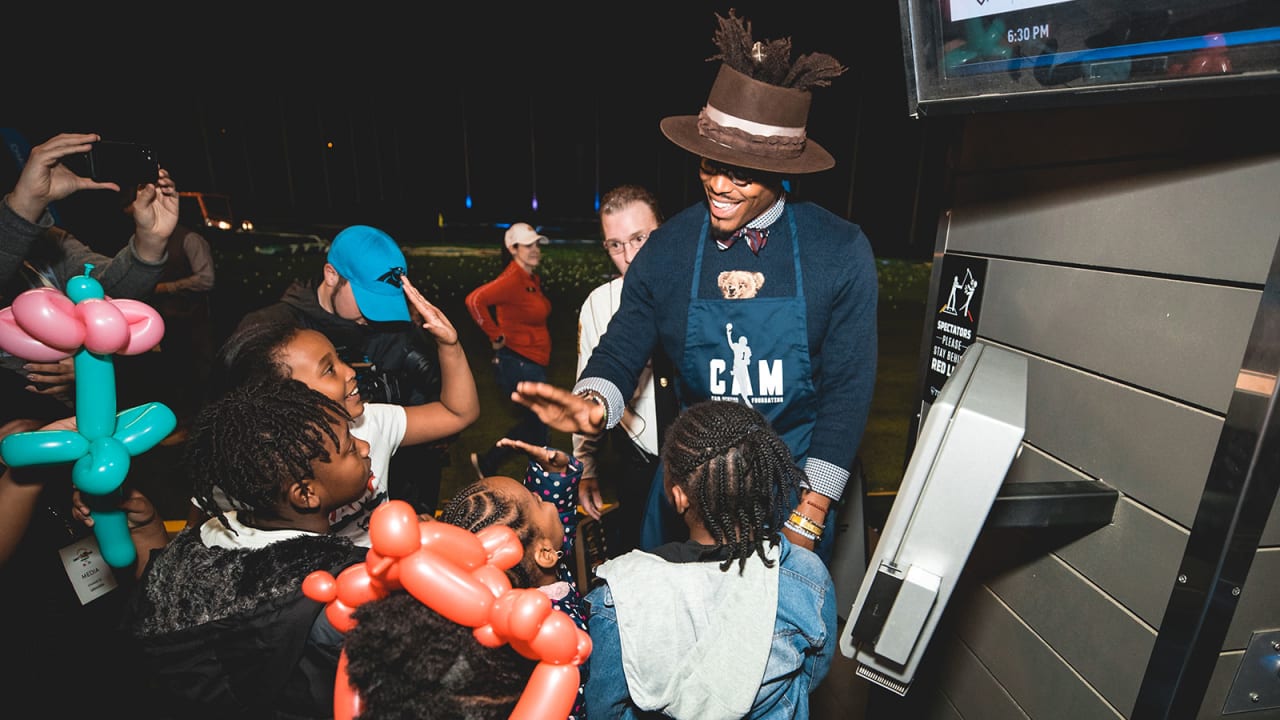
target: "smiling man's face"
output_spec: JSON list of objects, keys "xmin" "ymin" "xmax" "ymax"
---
[{"xmin": 698, "ymin": 158, "xmax": 781, "ymax": 238}]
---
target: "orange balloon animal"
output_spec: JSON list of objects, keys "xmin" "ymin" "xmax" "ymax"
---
[{"xmin": 302, "ymin": 500, "xmax": 592, "ymax": 720}]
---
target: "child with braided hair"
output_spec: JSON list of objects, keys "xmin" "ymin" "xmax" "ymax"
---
[
  {"xmin": 342, "ymin": 590, "xmax": 538, "ymax": 719},
  {"xmin": 122, "ymin": 379, "xmax": 373, "ymax": 718},
  {"xmin": 440, "ymin": 437, "xmax": 589, "ymax": 719},
  {"xmin": 584, "ymin": 399, "xmax": 837, "ymax": 720}
]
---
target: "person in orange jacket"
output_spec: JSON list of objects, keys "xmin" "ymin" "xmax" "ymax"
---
[{"xmin": 464, "ymin": 222, "xmax": 552, "ymax": 478}]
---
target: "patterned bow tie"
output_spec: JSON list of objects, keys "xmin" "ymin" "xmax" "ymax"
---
[{"xmin": 718, "ymin": 227, "xmax": 769, "ymax": 255}]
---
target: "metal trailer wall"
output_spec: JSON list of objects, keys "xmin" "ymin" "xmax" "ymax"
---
[{"xmin": 873, "ymin": 99, "xmax": 1280, "ymax": 719}]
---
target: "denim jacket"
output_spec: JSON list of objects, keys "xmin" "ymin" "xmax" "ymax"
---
[{"xmin": 584, "ymin": 536, "xmax": 836, "ymax": 719}]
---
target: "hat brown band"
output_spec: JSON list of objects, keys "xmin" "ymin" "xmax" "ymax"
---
[
  {"xmin": 660, "ymin": 63, "xmax": 833, "ymax": 174},
  {"xmin": 696, "ymin": 105, "xmax": 808, "ymax": 160}
]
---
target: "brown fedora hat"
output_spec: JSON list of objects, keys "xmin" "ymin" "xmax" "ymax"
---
[{"xmin": 661, "ymin": 64, "xmax": 835, "ymax": 175}]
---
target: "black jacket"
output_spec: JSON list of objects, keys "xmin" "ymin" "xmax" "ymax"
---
[{"xmin": 123, "ymin": 526, "xmax": 365, "ymax": 719}]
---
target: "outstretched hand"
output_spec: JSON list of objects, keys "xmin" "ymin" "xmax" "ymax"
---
[
  {"xmin": 402, "ymin": 275, "xmax": 459, "ymax": 346},
  {"xmin": 496, "ymin": 437, "xmax": 571, "ymax": 474},
  {"xmin": 510, "ymin": 381, "xmax": 605, "ymax": 436}
]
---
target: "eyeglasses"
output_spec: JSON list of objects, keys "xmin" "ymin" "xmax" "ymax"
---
[
  {"xmin": 699, "ymin": 159, "xmax": 756, "ymax": 187},
  {"xmin": 603, "ymin": 233, "xmax": 650, "ymax": 255}
]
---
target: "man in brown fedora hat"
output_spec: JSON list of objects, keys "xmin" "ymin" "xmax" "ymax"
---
[{"xmin": 512, "ymin": 10, "xmax": 877, "ymax": 565}]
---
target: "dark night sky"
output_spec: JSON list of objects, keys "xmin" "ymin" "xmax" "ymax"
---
[{"xmin": 9, "ymin": 4, "xmax": 931, "ymax": 259}]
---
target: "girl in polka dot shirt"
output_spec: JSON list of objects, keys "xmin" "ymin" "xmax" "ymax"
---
[
  {"xmin": 447, "ymin": 438, "xmax": 588, "ymax": 719},
  {"xmin": 495, "ymin": 437, "xmax": 587, "ymax": 632}
]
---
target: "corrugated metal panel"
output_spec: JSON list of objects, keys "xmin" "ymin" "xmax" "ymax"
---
[
  {"xmin": 1055, "ymin": 495, "xmax": 1187, "ymax": 627},
  {"xmin": 934, "ymin": 633, "xmax": 1030, "ymax": 720},
  {"xmin": 1020, "ymin": 352, "xmax": 1221, "ymax": 526},
  {"xmin": 950, "ymin": 582, "xmax": 1125, "ymax": 719},
  {"xmin": 1263, "ymin": 498, "xmax": 1280, "ymax": 547},
  {"xmin": 1193, "ymin": 652, "xmax": 1245, "ymax": 720},
  {"xmin": 947, "ymin": 156, "xmax": 1280, "ymax": 284},
  {"xmin": 980, "ymin": 261, "xmax": 1257, "ymax": 413},
  {"xmin": 1002, "ymin": 446, "xmax": 1187, "ymax": 626},
  {"xmin": 987, "ymin": 552, "xmax": 1156, "ymax": 714}
]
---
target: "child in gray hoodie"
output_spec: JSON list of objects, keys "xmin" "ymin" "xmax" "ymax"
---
[{"xmin": 584, "ymin": 400, "xmax": 837, "ymax": 719}]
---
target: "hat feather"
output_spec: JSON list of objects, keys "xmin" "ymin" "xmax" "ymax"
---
[{"xmin": 709, "ymin": 9, "xmax": 847, "ymax": 91}]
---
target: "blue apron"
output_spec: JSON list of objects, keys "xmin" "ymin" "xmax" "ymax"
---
[{"xmin": 639, "ymin": 208, "xmax": 835, "ymax": 561}]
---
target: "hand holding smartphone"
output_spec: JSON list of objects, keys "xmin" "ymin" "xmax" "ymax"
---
[{"xmin": 68, "ymin": 140, "xmax": 159, "ymax": 189}]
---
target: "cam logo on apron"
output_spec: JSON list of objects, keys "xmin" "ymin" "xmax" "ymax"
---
[{"xmin": 709, "ymin": 321, "xmax": 784, "ymax": 406}]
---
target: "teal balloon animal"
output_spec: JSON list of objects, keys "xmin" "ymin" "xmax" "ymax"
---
[{"xmin": 0, "ymin": 265, "xmax": 172, "ymax": 567}]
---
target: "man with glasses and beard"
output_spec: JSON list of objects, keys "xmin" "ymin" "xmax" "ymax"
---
[{"xmin": 574, "ymin": 185, "xmax": 678, "ymax": 558}]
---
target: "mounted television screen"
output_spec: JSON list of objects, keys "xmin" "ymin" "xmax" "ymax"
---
[{"xmin": 899, "ymin": 0, "xmax": 1280, "ymax": 115}]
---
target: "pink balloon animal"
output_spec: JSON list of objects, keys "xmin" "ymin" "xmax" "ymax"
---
[
  {"xmin": 303, "ymin": 500, "xmax": 592, "ymax": 720},
  {"xmin": 0, "ymin": 269, "xmax": 172, "ymax": 567}
]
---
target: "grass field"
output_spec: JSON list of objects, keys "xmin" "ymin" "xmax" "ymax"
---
[{"xmin": 134, "ymin": 239, "xmax": 931, "ymax": 521}]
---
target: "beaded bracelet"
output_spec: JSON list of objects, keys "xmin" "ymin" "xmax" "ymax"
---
[
  {"xmin": 800, "ymin": 496, "xmax": 831, "ymax": 514},
  {"xmin": 575, "ymin": 389, "xmax": 606, "ymax": 408},
  {"xmin": 784, "ymin": 519, "xmax": 819, "ymax": 541}
]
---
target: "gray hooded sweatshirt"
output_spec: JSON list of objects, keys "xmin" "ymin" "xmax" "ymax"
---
[{"xmin": 594, "ymin": 543, "xmax": 781, "ymax": 719}]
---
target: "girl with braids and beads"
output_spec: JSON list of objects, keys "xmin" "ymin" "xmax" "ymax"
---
[
  {"xmin": 583, "ymin": 400, "xmax": 837, "ymax": 720},
  {"xmin": 121, "ymin": 379, "xmax": 373, "ymax": 718},
  {"xmin": 440, "ymin": 437, "xmax": 589, "ymax": 720}
]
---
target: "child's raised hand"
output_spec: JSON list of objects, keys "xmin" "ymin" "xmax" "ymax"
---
[
  {"xmin": 496, "ymin": 437, "xmax": 571, "ymax": 474},
  {"xmin": 401, "ymin": 275, "xmax": 459, "ymax": 346}
]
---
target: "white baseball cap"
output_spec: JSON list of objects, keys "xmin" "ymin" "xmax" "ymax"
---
[{"xmin": 504, "ymin": 222, "xmax": 549, "ymax": 250}]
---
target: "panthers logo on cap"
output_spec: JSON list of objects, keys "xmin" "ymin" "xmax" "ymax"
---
[{"xmin": 376, "ymin": 267, "xmax": 406, "ymax": 288}]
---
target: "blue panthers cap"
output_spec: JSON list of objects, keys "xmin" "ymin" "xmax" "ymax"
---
[{"xmin": 326, "ymin": 225, "xmax": 410, "ymax": 322}]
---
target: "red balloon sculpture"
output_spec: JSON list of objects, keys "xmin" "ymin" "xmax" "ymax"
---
[{"xmin": 303, "ymin": 500, "xmax": 591, "ymax": 720}]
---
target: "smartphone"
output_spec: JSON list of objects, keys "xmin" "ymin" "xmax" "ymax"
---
[{"xmin": 78, "ymin": 140, "xmax": 159, "ymax": 188}]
